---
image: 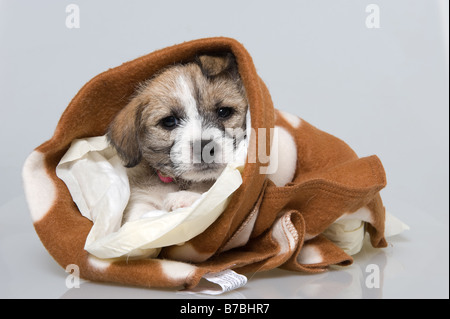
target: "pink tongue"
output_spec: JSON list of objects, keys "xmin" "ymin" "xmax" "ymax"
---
[{"xmin": 157, "ymin": 171, "xmax": 174, "ymax": 183}]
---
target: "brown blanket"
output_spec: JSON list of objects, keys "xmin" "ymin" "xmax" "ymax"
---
[{"xmin": 22, "ymin": 37, "xmax": 387, "ymax": 289}]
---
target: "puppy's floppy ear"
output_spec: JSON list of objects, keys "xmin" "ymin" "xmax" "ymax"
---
[
  {"xmin": 107, "ymin": 98, "xmax": 143, "ymax": 168},
  {"xmin": 196, "ymin": 52, "xmax": 238, "ymax": 78}
]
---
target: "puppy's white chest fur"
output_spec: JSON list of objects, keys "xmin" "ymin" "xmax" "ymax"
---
[{"xmin": 122, "ymin": 163, "xmax": 212, "ymax": 224}]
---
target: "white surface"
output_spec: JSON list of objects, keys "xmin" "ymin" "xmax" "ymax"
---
[{"xmin": 0, "ymin": 0, "xmax": 448, "ymax": 299}]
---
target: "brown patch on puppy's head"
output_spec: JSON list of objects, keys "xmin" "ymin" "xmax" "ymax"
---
[{"xmin": 196, "ymin": 53, "xmax": 237, "ymax": 78}]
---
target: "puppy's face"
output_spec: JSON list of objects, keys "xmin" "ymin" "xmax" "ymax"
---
[{"xmin": 108, "ymin": 53, "xmax": 248, "ymax": 182}]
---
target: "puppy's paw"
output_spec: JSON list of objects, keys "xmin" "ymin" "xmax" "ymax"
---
[{"xmin": 163, "ymin": 191, "xmax": 202, "ymax": 212}]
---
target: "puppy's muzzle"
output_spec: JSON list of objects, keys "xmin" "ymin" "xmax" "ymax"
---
[{"xmin": 192, "ymin": 139, "xmax": 221, "ymax": 164}]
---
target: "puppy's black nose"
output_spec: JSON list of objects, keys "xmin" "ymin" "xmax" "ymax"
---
[{"xmin": 192, "ymin": 139, "xmax": 219, "ymax": 163}]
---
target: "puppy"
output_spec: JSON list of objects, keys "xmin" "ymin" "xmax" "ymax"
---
[{"xmin": 107, "ymin": 53, "xmax": 248, "ymax": 223}]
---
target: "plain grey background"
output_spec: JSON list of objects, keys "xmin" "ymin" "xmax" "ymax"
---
[{"xmin": 0, "ymin": 0, "xmax": 448, "ymax": 298}]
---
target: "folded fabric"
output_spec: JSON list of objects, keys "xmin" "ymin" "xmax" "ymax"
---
[
  {"xmin": 55, "ymin": 136, "xmax": 129, "ymax": 235},
  {"xmin": 22, "ymin": 37, "xmax": 407, "ymax": 291},
  {"xmin": 56, "ymin": 135, "xmax": 243, "ymax": 259}
]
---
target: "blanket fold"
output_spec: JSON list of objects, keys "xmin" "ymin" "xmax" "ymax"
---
[{"xmin": 23, "ymin": 37, "xmax": 390, "ymax": 290}]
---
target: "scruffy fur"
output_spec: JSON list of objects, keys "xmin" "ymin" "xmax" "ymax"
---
[{"xmin": 107, "ymin": 53, "xmax": 248, "ymax": 223}]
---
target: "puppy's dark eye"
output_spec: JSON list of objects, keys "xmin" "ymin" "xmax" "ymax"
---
[
  {"xmin": 161, "ymin": 116, "xmax": 178, "ymax": 129},
  {"xmin": 217, "ymin": 107, "xmax": 234, "ymax": 119}
]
